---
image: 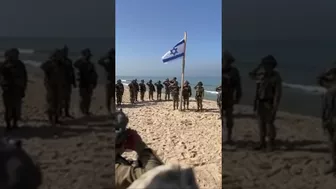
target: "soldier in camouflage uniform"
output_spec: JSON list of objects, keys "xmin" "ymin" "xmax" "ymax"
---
[
  {"xmin": 98, "ymin": 48, "xmax": 115, "ymax": 113},
  {"xmin": 0, "ymin": 48, "xmax": 27, "ymax": 131},
  {"xmin": 194, "ymin": 81, "xmax": 205, "ymax": 111},
  {"xmin": 116, "ymin": 79, "xmax": 124, "ymax": 106},
  {"xmin": 215, "ymin": 85, "xmax": 222, "ymax": 117},
  {"xmin": 41, "ymin": 49, "xmax": 67, "ymax": 126},
  {"xmin": 128, "ymin": 80, "xmax": 135, "ymax": 104},
  {"xmin": 169, "ymin": 79, "xmax": 180, "ymax": 110},
  {"xmin": 249, "ymin": 55, "xmax": 282, "ymax": 151},
  {"xmin": 221, "ymin": 50, "xmax": 242, "ymax": 144},
  {"xmin": 318, "ymin": 67, "xmax": 336, "ymax": 174},
  {"xmin": 147, "ymin": 79, "xmax": 155, "ymax": 101},
  {"xmin": 74, "ymin": 48, "xmax": 98, "ymax": 115},
  {"xmin": 114, "ymin": 110, "xmax": 163, "ymax": 189},
  {"xmin": 182, "ymin": 80, "xmax": 192, "ymax": 110},
  {"xmin": 60, "ymin": 45, "xmax": 76, "ymax": 118},
  {"xmin": 155, "ymin": 80, "xmax": 164, "ymax": 101},
  {"xmin": 139, "ymin": 79, "xmax": 146, "ymax": 101},
  {"xmin": 134, "ymin": 79, "xmax": 139, "ymax": 102},
  {"xmin": 163, "ymin": 78, "xmax": 170, "ymax": 100}
]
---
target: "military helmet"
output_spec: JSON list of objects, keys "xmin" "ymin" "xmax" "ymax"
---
[
  {"xmin": 197, "ymin": 81, "xmax": 203, "ymax": 86},
  {"xmin": 185, "ymin": 80, "xmax": 189, "ymax": 84},
  {"xmin": 173, "ymin": 77, "xmax": 177, "ymax": 80},
  {"xmin": 141, "ymin": 79, "xmax": 144, "ymax": 82},
  {"xmin": 149, "ymin": 79, "xmax": 152, "ymax": 82},
  {"xmin": 158, "ymin": 80, "xmax": 161, "ymax": 83},
  {"xmin": 112, "ymin": 110, "xmax": 129, "ymax": 147},
  {"xmin": 4, "ymin": 48, "xmax": 20, "ymax": 58},
  {"xmin": 117, "ymin": 79, "xmax": 121, "ymax": 83},
  {"xmin": 261, "ymin": 55, "xmax": 277, "ymax": 68},
  {"xmin": 165, "ymin": 78, "xmax": 169, "ymax": 81},
  {"xmin": 223, "ymin": 50, "xmax": 235, "ymax": 63},
  {"xmin": 81, "ymin": 48, "xmax": 92, "ymax": 56}
]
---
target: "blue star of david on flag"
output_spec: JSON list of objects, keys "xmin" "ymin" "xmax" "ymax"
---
[{"xmin": 162, "ymin": 39, "xmax": 185, "ymax": 63}]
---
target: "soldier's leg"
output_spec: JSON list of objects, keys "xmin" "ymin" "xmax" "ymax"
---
[
  {"xmin": 79, "ymin": 88, "xmax": 86, "ymax": 114},
  {"xmin": 255, "ymin": 102, "xmax": 267, "ymax": 150},
  {"xmin": 136, "ymin": 91, "xmax": 138, "ymax": 101},
  {"xmin": 186, "ymin": 98, "xmax": 189, "ymax": 109},
  {"xmin": 65, "ymin": 88, "xmax": 72, "ymax": 117},
  {"xmin": 3, "ymin": 92, "xmax": 12, "ymax": 130},
  {"xmin": 325, "ymin": 126, "xmax": 336, "ymax": 174},
  {"xmin": 224, "ymin": 107, "xmax": 234, "ymax": 144},
  {"xmin": 200, "ymin": 98, "xmax": 203, "ymax": 110},
  {"xmin": 86, "ymin": 88, "xmax": 93, "ymax": 114}
]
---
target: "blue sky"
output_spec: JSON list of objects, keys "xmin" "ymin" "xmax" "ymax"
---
[{"xmin": 116, "ymin": 0, "xmax": 221, "ymax": 77}]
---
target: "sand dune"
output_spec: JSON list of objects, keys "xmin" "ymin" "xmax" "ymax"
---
[{"xmin": 120, "ymin": 90, "xmax": 222, "ymax": 189}]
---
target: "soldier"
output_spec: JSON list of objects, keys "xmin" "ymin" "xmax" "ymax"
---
[
  {"xmin": 0, "ymin": 48, "xmax": 27, "ymax": 131},
  {"xmin": 114, "ymin": 110, "xmax": 163, "ymax": 189},
  {"xmin": 41, "ymin": 49, "xmax": 67, "ymax": 126},
  {"xmin": 194, "ymin": 81, "xmax": 205, "ymax": 111},
  {"xmin": 155, "ymin": 80, "xmax": 164, "ymax": 101},
  {"xmin": 134, "ymin": 79, "xmax": 139, "ymax": 102},
  {"xmin": 222, "ymin": 50, "xmax": 242, "ymax": 145},
  {"xmin": 170, "ymin": 80, "xmax": 180, "ymax": 110},
  {"xmin": 249, "ymin": 55, "xmax": 282, "ymax": 151},
  {"xmin": 139, "ymin": 79, "xmax": 146, "ymax": 101},
  {"xmin": 60, "ymin": 45, "xmax": 76, "ymax": 118},
  {"xmin": 182, "ymin": 80, "xmax": 192, "ymax": 110},
  {"xmin": 98, "ymin": 48, "xmax": 115, "ymax": 113},
  {"xmin": 318, "ymin": 67, "xmax": 336, "ymax": 174},
  {"xmin": 147, "ymin": 79, "xmax": 155, "ymax": 101},
  {"xmin": 128, "ymin": 80, "xmax": 135, "ymax": 104},
  {"xmin": 215, "ymin": 85, "xmax": 222, "ymax": 117},
  {"xmin": 116, "ymin": 79, "xmax": 124, "ymax": 106},
  {"xmin": 163, "ymin": 78, "xmax": 171, "ymax": 100},
  {"xmin": 74, "ymin": 48, "xmax": 98, "ymax": 116}
]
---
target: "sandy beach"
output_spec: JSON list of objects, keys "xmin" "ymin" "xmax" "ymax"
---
[
  {"xmin": 223, "ymin": 105, "xmax": 336, "ymax": 189},
  {"xmin": 120, "ymin": 89, "xmax": 222, "ymax": 189},
  {"xmin": 0, "ymin": 66, "xmax": 115, "ymax": 189}
]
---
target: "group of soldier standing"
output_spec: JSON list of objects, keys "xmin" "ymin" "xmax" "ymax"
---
[
  {"xmin": 0, "ymin": 46, "xmax": 115, "ymax": 130},
  {"xmin": 222, "ymin": 49, "xmax": 336, "ymax": 174},
  {"xmin": 115, "ymin": 76, "xmax": 220, "ymax": 112}
]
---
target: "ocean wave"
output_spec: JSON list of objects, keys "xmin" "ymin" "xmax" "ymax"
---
[{"xmin": 282, "ymin": 82, "xmax": 326, "ymax": 94}]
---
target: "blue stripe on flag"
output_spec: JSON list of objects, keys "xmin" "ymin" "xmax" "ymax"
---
[
  {"xmin": 174, "ymin": 40, "xmax": 185, "ymax": 47},
  {"xmin": 162, "ymin": 53, "xmax": 184, "ymax": 63}
]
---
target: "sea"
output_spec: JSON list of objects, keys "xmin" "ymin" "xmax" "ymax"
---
[{"xmin": 0, "ymin": 37, "xmax": 334, "ymax": 117}]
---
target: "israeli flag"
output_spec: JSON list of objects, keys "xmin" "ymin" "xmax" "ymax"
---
[{"xmin": 161, "ymin": 39, "xmax": 185, "ymax": 63}]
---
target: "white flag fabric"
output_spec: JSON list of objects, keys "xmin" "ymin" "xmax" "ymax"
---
[{"xmin": 161, "ymin": 39, "xmax": 185, "ymax": 63}]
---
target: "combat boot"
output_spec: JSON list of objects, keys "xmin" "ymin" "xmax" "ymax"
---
[
  {"xmin": 225, "ymin": 127, "xmax": 234, "ymax": 145},
  {"xmin": 266, "ymin": 139, "xmax": 275, "ymax": 152},
  {"xmin": 254, "ymin": 137, "xmax": 266, "ymax": 150}
]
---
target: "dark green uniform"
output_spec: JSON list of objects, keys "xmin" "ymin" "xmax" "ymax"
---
[
  {"xmin": 128, "ymin": 82, "xmax": 135, "ymax": 104},
  {"xmin": 169, "ymin": 79, "xmax": 180, "ymax": 110},
  {"xmin": 154, "ymin": 81, "xmax": 164, "ymax": 101},
  {"xmin": 115, "ymin": 148, "xmax": 163, "ymax": 189},
  {"xmin": 98, "ymin": 49, "xmax": 115, "ymax": 113},
  {"xmin": 116, "ymin": 79, "xmax": 124, "ymax": 106},
  {"xmin": 139, "ymin": 80, "xmax": 146, "ymax": 101},
  {"xmin": 163, "ymin": 78, "xmax": 170, "ymax": 100},
  {"xmin": 182, "ymin": 81, "xmax": 192, "ymax": 110},
  {"xmin": 0, "ymin": 49, "xmax": 27, "ymax": 130},
  {"xmin": 146, "ymin": 80, "xmax": 155, "ymax": 101},
  {"xmin": 60, "ymin": 46, "xmax": 76, "ymax": 117},
  {"xmin": 249, "ymin": 55, "xmax": 282, "ymax": 151},
  {"xmin": 318, "ymin": 67, "xmax": 336, "ymax": 174},
  {"xmin": 74, "ymin": 49, "xmax": 98, "ymax": 115},
  {"xmin": 134, "ymin": 79, "xmax": 139, "ymax": 102},
  {"xmin": 195, "ymin": 82, "xmax": 205, "ymax": 111},
  {"xmin": 41, "ymin": 49, "xmax": 67, "ymax": 126},
  {"xmin": 221, "ymin": 50, "xmax": 242, "ymax": 144}
]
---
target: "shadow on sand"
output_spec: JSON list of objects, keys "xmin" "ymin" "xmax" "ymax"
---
[
  {"xmin": 223, "ymin": 139, "xmax": 328, "ymax": 153},
  {"xmin": 0, "ymin": 114, "xmax": 115, "ymax": 140}
]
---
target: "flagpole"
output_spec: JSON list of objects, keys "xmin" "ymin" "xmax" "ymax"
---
[{"xmin": 179, "ymin": 31, "xmax": 187, "ymax": 111}]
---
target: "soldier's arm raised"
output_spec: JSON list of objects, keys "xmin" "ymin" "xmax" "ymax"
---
[{"xmin": 249, "ymin": 64, "xmax": 262, "ymax": 80}]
